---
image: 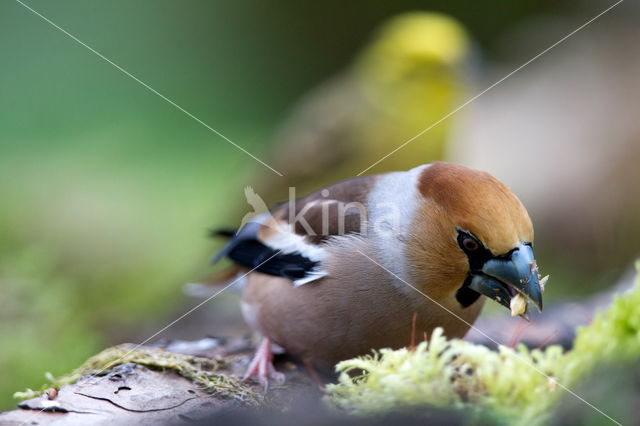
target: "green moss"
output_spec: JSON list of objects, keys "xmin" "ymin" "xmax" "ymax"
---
[
  {"xmin": 327, "ymin": 329, "xmax": 564, "ymax": 425},
  {"xmin": 327, "ymin": 262, "xmax": 640, "ymax": 424},
  {"xmin": 14, "ymin": 344, "xmax": 262, "ymax": 406}
]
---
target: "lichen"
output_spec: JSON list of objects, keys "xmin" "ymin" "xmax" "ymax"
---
[
  {"xmin": 326, "ymin": 262, "xmax": 640, "ymax": 425},
  {"xmin": 14, "ymin": 344, "xmax": 262, "ymax": 406}
]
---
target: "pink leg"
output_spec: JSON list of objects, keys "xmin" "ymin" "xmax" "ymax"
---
[
  {"xmin": 242, "ymin": 337, "xmax": 285, "ymax": 391},
  {"xmin": 302, "ymin": 358, "xmax": 325, "ymax": 391}
]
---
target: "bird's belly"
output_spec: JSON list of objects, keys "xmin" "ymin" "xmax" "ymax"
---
[{"xmin": 242, "ymin": 272, "xmax": 484, "ymax": 371}]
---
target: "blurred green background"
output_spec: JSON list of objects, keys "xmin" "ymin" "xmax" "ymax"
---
[{"xmin": 1, "ymin": 0, "xmax": 638, "ymax": 411}]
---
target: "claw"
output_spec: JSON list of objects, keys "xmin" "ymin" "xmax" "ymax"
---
[{"xmin": 243, "ymin": 337, "xmax": 285, "ymax": 391}]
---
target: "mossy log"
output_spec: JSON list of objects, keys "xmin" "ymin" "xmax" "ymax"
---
[
  {"xmin": 0, "ymin": 337, "xmax": 320, "ymax": 425},
  {"xmin": 1, "ymin": 268, "xmax": 635, "ymax": 425}
]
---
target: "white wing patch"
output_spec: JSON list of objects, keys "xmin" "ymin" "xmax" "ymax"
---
[
  {"xmin": 261, "ymin": 221, "xmax": 329, "ymax": 286},
  {"xmin": 262, "ymin": 222, "xmax": 327, "ymax": 262},
  {"xmin": 293, "ymin": 269, "xmax": 329, "ymax": 287}
]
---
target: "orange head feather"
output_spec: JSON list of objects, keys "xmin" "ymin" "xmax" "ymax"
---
[{"xmin": 407, "ymin": 163, "xmax": 542, "ymax": 315}]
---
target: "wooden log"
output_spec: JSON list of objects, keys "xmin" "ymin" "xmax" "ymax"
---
[
  {"xmin": 2, "ymin": 269, "xmax": 634, "ymax": 424},
  {"xmin": 0, "ymin": 337, "xmax": 320, "ymax": 425}
]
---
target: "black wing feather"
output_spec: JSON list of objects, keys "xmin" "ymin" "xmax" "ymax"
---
[{"xmin": 211, "ymin": 222, "xmax": 318, "ymax": 281}]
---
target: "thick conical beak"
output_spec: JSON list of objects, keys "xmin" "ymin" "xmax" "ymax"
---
[{"xmin": 468, "ymin": 244, "xmax": 543, "ymax": 313}]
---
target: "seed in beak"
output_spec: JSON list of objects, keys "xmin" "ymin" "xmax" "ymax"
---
[
  {"xmin": 539, "ymin": 275, "xmax": 549, "ymax": 293},
  {"xmin": 510, "ymin": 293, "xmax": 527, "ymax": 317}
]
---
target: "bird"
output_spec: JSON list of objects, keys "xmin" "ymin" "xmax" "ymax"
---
[
  {"xmin": 212, "ymin": 163, "xmax": 544, "ymax": 386},
  {"xmin": 254, "ymin": 12, "xmax": 473, "ymax": 202}
]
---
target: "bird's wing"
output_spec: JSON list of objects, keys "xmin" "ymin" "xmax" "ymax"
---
[
  {"xmin": 267, "ymin": 75, "xmax": 367, "ymax": 185},
  {"xmin": 212, "ymin": 174, "xmax": 379, "ymax": 286}
]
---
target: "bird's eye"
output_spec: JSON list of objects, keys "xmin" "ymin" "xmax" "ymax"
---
[
  {"xmin": 457, "ymin": 231, "xmax": 491, "ymax": 270},
  {"xmin": 462, "ymin": 237, "xmax": 479, "ymax": 252}
]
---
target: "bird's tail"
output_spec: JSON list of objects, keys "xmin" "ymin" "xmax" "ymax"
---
[
  {"xmin": 209, "ymin": 228, "xmax": 237, "ymax": 239},
  {"xmin": 184, "ymin": 265, "xmax": 247, "ymax": 298},
  {"xmin": 183, "ymin": 228, "xmax": 245, "ymax": 298}
]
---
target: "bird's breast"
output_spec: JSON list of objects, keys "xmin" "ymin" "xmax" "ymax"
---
[{"xmin": 241, "ymin": 244, "xmax": 484, "ymax": 370}]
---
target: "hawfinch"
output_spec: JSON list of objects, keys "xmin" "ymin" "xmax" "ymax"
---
[
  {"xmin": 252, "ymin": 12, "xmax": 470, "ymax": 202},
  {"xmin": 213, "ymin": 163, "xmax": 544, "ymax": 385}
]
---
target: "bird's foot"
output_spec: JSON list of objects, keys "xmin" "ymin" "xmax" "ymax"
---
[
  {"xmin": 242, "ymin": 337, "xmax": 285, "ymax": 391},
  {"xmin": 302, "ymin": 358, "xmax": 325, "ymax": 391}
]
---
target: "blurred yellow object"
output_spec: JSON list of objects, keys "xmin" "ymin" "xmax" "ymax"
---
[{"xmin": 259, "ymin": 12, "xmax": 472, "ymax": 201}]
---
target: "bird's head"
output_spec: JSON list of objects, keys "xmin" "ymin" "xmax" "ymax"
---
[
  {"xmin": 408, "ymin": 163, "xmax": 544, "ymax": 317},
  {"xmin": 353, "ymin": 12, "xmax": 470, "ymax": 120}
]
